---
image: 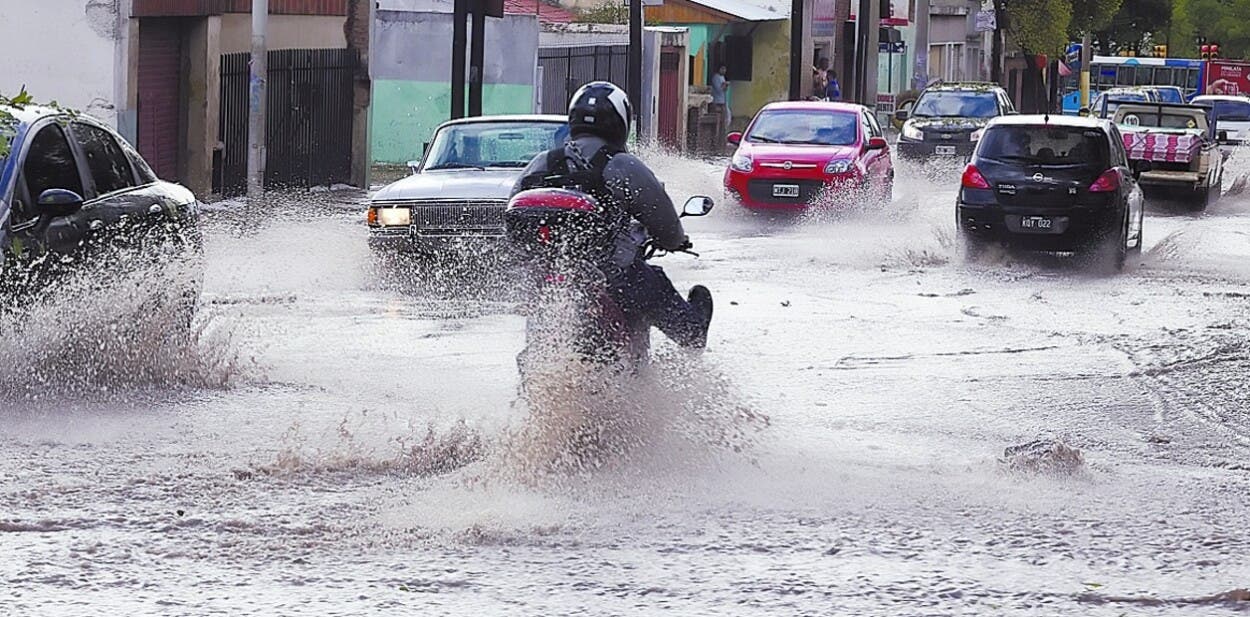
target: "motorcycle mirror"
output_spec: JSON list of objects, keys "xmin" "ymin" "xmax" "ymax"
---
[{"xmin": 682, "ymin": 196, "xmax": 714, "ymax": 217}]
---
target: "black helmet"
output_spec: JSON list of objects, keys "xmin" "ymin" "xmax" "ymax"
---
[{"xmin": 568, "ymin": 81, "xmax": 632, "ymax": 147}]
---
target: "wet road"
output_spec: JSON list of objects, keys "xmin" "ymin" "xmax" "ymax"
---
[{"xmin": 3, "ymin": 153, "xmax": 1250, "ymax": 615}]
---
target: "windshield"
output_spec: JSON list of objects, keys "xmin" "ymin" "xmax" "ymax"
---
[
  {"xmin": 978, "ymin": 125, "xmax": 1110, "ymax": 168},
  {"xmin": 424, "ymin": 121, "xmax": 569, "ymax": 170},
  {"xmin": 1148, "ymin": 88, "xmax": 1184, "ymax": 104},
  {"xmin": 746, "ymin": 110, "xmax": 859, "ymax": 145},
  {"xmin": 912, "ymin": 91, "xmax": 1000, "ymax": 118},
  {"xmin": 1096, "ymin": 92, "xmax": 1149, "ymax": 117},
  {"xmin": 1118, "ymin": 110, "xmax": 1205, "ymax": 131},
  {"xmin": 1196, "ymin": 98, "xmax": 1250, "ymax": 121}
]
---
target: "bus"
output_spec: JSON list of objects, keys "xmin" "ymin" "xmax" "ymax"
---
[{"xmin": 1061, "ymin": 56, "xmax": 1206, "ymax": 114}]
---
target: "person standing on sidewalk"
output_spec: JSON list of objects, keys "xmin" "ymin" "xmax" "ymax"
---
[
  {"xmin": 711, "ymin": 65, "xmax": 731, "ymax": 131},
  {"xmin": 813, "ymin": 58, "xmax": 830, "ymax": 99},
  {"xmin": 825, "ymin": 70, "xmax": 842, "ymax": 101}
]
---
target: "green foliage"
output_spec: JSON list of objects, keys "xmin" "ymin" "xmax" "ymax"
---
[
  {"xmin": 1070, "ymin": 0, "xmax": 1122, "ymax": 36},
  {"xmin": 1005, "ymin": 0, "xmax": 1073, "ymax": 55},
  {"xmin": 577, "ymin": 1, "xmax": 628, "ymax": 24},
  {"xmin": 1172, "ymin": 0, "xmax": 1250, "ymax": 58},
  {"xmin": 1094, "ymin": 0, "xmax": 1170, "ymax": 54},
  {"xmin": 0, "ymin": 86, "xmax": 29, "ymax": 160}
]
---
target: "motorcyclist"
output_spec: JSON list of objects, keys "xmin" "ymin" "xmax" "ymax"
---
[{"xmin": 512, "ymin": 81, "xmax": 714, "ymax": 349}]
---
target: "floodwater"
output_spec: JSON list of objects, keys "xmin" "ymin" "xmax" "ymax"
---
[{"xmin": 3, "ymin": 150, "xmax": 1250, "ymax": 615}]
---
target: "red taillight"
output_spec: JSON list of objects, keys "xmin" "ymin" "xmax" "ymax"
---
[
  {"xmin": 961, "ymin": 164, "xmax": 991, "ymax": 189},
  {"xmin": 1089, "ymin": 169, "xmax": 1120, "ymax": 192}
]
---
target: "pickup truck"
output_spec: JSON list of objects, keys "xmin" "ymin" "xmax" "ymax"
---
[{"xmin": 1112, "ymin": 102, "xmax": 1223, "ymax": 211}]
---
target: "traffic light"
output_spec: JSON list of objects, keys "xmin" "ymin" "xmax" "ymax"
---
[
  {"xmin": 1211, "ymin": 44, "xmax": 1220, "ymax": 59},
  {"xmin": 1153, "ymin": 45, "xmax": 1167, "ymax": 58},
  {"xmin": 1201, "ymin": 44, "xmax": 1219, "ymax": 59}
]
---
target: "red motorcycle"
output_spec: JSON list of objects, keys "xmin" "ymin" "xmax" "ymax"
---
[{"xmin": 504, "ymin": 189, "xmax": 713, "ymax": 371}]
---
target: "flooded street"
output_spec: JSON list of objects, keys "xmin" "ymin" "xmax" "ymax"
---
[{"xmin": 4, "ymin": 153, "xmax": 1250, "ymax": 615}]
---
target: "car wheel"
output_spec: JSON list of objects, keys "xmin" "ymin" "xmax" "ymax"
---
[
  {"xmin": 1189, "ymin": 181, "xmax": 1215, "ymax": 212},
  {"xmin": 1085, "ymin": 209, "xmax": 1128, "ymax": 273}
]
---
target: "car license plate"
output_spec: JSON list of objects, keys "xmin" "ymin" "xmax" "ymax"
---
[
  {"xmin": 1020, "ymin": 216, "xmax": 1054, "ymax": 231},
  {"xmin": 772, "ymin": 184, "xmax": 800, "ymax": 198},
  {"xmin": 935, "ymin": 145, "xmax": 957, "ymax": 155}
]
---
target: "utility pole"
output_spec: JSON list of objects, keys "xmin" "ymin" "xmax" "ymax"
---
[
  {"xmin": 911, "ymin": 0, "xmax": 928, "ymax": 90},
  {"xmin": 789, "ymin": 0, "xmax": 805, "ymax": 100},
  {"xmin": 451, "ymin": 0, "xmax": 468, "ymax": 119},
  {"xmin": 629, "ymin": 0, "xmax": 643, "ymax": 136},
  {"xmin": 1079, "ymin": 32, "xmax": 1092, "ymax": 109},
  {"xmin": 247, "ymin": 0, "xmax": 268, "ymax": 200},
  {"xmin": 854, "ymin": 0, "xmax": 880, "ymax": 104},
  {"xmin": 469, "ymin": 0, "xmax": 486, "ymax": 116}
]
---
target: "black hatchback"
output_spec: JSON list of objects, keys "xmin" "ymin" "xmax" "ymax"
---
[{"xmin": 956, "ymin": 115, "xmax": 1145, "ymax": 271}]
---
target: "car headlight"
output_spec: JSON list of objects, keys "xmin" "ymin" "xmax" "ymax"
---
[
  {"xmin": 369, "ymin": 206, "xmax": 411, "ymax": 227},
  {"xmin": 825, "ymin": 159, "xmax": 854, "ymax": 174},
  {"xmin": 902, "ymin": 123, "xmax": 923, "ymax": 141},
  {"xmin": 731, "ymin": 150, "xmax": 753, "ymax": 172},
  {"xmin": 970, "ymin": 128, "xmax": 985, "ymax": 142}
]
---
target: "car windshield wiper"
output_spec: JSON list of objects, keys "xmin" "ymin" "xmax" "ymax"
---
[
  {"xmin": 426, "ymin": 162, "xmax": 486, "ymax": 171},
  {"xmin": 484, "ymin": 161, "xmax": 530, "ymax": 168},
  {"xmin": 747, "ymin": 135, "xmax": 779, "ymax": 143}
]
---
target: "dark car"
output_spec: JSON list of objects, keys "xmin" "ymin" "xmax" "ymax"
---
[
  {"xmin": 1, "ymin": 104, "xmax": 201, "ymax": 304},
  {"xmin": 956, "ymin": 115, "xmax": 1145, "ymax": 271},
  {"xmin": 895, "ymin": 83, "xmax": 1016, "ymax": 160}
]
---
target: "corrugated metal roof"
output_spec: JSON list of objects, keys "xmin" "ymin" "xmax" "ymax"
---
[
  {"xmin": 504, "ymin": 0, "xmax": 577, "ymax": 23},
  {"xmin": 687, "ymin": 0, "xmax": 789, "ymax": 21}
]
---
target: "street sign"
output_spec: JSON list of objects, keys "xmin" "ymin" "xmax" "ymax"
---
[
  {"xmin": 974, "ymin": 10, "xmax": 996, "ymax": 32},
  {"xmin": 879, "ymin": 41, "xmax": 906, "ymax": 53}
]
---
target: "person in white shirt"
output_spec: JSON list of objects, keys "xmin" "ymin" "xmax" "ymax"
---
[{"xmin": 711, "ymin": 65, "xmax": 731, "ymax": 129}]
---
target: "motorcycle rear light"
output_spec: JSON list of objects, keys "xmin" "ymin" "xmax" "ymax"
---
[
  {"xmin": 961, "ymin": 164, "xmax": 991, "ymax": 189},
  {"xmin": 1089, "ymin": 169, "xmax": 1120, "ymax": 192}
]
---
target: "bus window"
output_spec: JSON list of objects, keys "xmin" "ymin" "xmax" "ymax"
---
[
  {"xmin": 1136, "ymin": 66, "xmax": 1155, "ymax": 85},
  {"xmin": 1095, "ymin": 65, "xmax": 1116, "ymax": 88},
  {"xmin": 1116, "ymin": 66, "xmax": 1134, "ymax": 85},
  {"xmin": 1188, "ymin": 69, "xmax": 1200, "ymax": 91},
  {"xmin": 1152, "ymin": 68, "xmax": 1173, "ymax": 87}
]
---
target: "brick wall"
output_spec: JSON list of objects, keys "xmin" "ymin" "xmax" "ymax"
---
[{"xmin": 133, "ymin": 0, "xmax": 347, "ymax": 17}]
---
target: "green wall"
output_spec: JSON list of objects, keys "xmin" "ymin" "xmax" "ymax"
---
[{"xmin": 371, "ymin": 80, "xmax": 536, "ymax": 164}]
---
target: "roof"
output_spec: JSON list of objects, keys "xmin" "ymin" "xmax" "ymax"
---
[
  {"xmin": 504, "ymin": 0, "xmax": 576, "ymax": 23},
  {"xmin": 987, "ymin": 115, "xmax": 1110, "ymax": 129},
  {"xmin": 679, "ymin": 0, "xmax": 789, "ymax": 21},
  {"xmin": 759, "ymin": 101, "xmax": 866, "ymax": 113},
  {"xmin": 1192, "ymin": 94, "xmax": 1250, "ymax": 101},
  {"xmin": 926, "ymin": 82, "xmax": 1007, "ymax": 93},
  {"xmin": 438, "ymin": 114, "xmax": 568, "ymax": 128},
  {"xmin": 0, "ymin": 104, "xmax": 60, "ymax": 125}
]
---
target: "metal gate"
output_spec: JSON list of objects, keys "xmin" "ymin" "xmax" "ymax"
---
[
  {"xmin": 137, "ymin": 19, "xmax": 182, "ymax": 181},
  {"xmin": 537, "ymin": 45, "xmax": 628, "ymax": 115},
  {"xmin": 218, "ymin": 48, "xmax": 357, "ymax": 196},
  {"xmin": 658, "ymin": 49, "xmax": 681, "ymax": 148}
]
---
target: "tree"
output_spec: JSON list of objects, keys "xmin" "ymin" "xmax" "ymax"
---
[
  {"xmin": 1070, "ymin": 0, "xmax": 1122, "ymax": 39},
  {"xmin": 1172, "ymin": 0, "xmax": 1250, "ymax": 58},
  {"xmin": 1004, "ymin": 0, "xmax": 1072, "ymax": 55},
  {"xmin": 1093, "ymin": 0, "xmax": 1170, "ymax": 54}
]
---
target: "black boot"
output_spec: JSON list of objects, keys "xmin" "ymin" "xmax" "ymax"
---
[{"xmin": 687, "ymin": 285, "xmax": 713, "ymax": 348}]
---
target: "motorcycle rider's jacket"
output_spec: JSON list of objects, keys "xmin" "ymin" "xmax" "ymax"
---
[{"xmin": 514, "ymin": 134, "xmax": 687, "ymax": 271}]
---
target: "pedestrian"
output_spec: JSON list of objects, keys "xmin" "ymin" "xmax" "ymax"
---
[
  {"xmin": 711, "ymin": 65, "xmax": 732, "ymax": 130},
  {"xmin": 825, "ymin": 70, "xmax": 841, "ymax": 101},
  {"xmin": 813, "ymin": 58, "xmax": 830, "ymax": 99}
]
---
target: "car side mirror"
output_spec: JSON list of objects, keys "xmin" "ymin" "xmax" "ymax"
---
[
  {"xmin": 406, "ymin": 160, "xmax": 421, "ymax": 174},
  {"xmin": 726, "ymin": 132, "xmax": 742, "ymax": 146},
  {"xmin": 894, "ymin": 109, "xmax": 909, "ymax": 122},
  {"xmin": 1078, "ymin": 107, "xmax": 1091, "ymax": 117},
  {"xmin": 866, "ymin": 136, "xmax": 888, "ymax": 151},
  {"xmin": 36, "ymin": 188, "xmax": 84, "ymax": 218},
  {"xmin": 681, "ymin": 195, "xmax": 714, "ymax": 217}
]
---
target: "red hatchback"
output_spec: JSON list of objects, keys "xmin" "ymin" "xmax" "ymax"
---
[{"xmin": 724, "ymin": 101, "xmax": 894, "ymax": 210}]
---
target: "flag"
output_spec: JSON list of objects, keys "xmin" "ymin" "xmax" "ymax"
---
[{"xmin": 1058, "ymin": 61, "xmax": 1073, "ymax": 77}]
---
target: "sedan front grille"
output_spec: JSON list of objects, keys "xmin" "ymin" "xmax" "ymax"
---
[{"xmin": 377, "ymin": 199, "xmax": 506, "ymax": 236}]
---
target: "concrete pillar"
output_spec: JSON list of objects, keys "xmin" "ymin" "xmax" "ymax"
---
[{"xmin": 182, "ymin": 16, "xmax": 221, "ymax": 197}]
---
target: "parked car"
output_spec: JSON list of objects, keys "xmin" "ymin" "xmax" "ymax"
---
[
  {"xmin": 957, "ymin": 115, "xmax": 1145, "ymax": 271},
  {"xmin": 368, "ymin": 115, "xmax": 569, "ymax": 254},
  {"xmin": 1191, "ymin": 94, "xmax": 1250, "ymax": 151},
  {"xmin": 1, "ymin": 104, "xmax": 201, "ymax": 302},
  {"xmin": 1090, "ymin": 87, "xmax": 1159, "ymax": 118},
  {"xmin": 895, "ymin": 83, "xmax": 1016, "ymax": 160},
  {"xmin": 1113, "ymin": 102, "xmax": 1222, "ymax": 211},
  {"xmin": 723, "ymin": 101, "xmax": 893, "ymax": 210}
]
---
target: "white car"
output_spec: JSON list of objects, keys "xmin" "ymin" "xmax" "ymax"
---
[
  {"xmin": 367, "ymin": 115, "xmax": 569, "ymax": 254},
  {"xmin": 1191, "ymin": 95, "xmax": 1250, "ymax": 150}
]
